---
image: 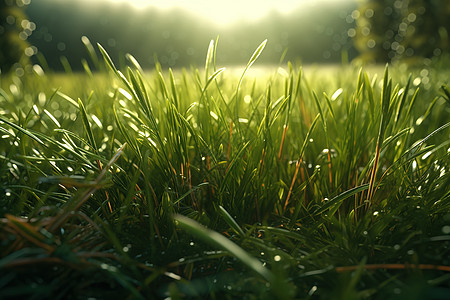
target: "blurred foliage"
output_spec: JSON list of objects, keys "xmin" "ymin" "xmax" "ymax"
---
[
  {"xmin": 354, "ymin": 0, "xmax": 450, "ymax": 63},
  {"xmin": 9, "ymin": 0, "xmax": 450, "ymax": 71},
  {"xmin": 0, "ymin": 0, "xmax": 35, "ymax": 73},
  {"xmin": 25, "ymin": 0, "xmax": 358, "ymax": 70}
]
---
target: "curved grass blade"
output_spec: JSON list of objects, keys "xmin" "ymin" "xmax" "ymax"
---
[
  {"xmin": 81, "ymin": 35, "xmax": 100, "ymax": 70},
  {"xmin": 315, "ymin": 183, "xmax": 370, "ymax": 215},
  {"xmin": 174, "ymin": 215, "xmax": 274, "ymax": 282},
  {"xmin": 56, "ymin": 90, "xmax": 79, "ymax": 109},
  {"xmin": 126, "ymin": 53, "xmax": 144, "ymax": 74},
  {"xmin": 78, "ymin": 98, "xmax": 97, "ymax": 151},
  {"xmin": 218, "ymin": 205, "xmax": 245, "ymax": 237},
  {"xmin": 440, "ymin": 85, "xmax": 450, "ymax": 105},
  {"xmin": 236, "ymin": 39, "xmax": 267, "ymax": 93},
  {"xmin": 0, "ymin": 116, "xmax": 44, "ymax": 145},
  {"xmin": 284, "ymin": 114, "xmax": 320, "ymax": 211},
  {"xmin": 395, "ymin": 74, "xmax": 412, "ymax": 123},
  {"xmin": 220, "ymin": 141, "xmax": 250, "ymax": 194},
  {"xmin": 98, "ymin": 43, "xmax": 118, "ymax": 75},
  {"xmin": 204, "ymin": 68, "xmax": 225, "ymax": 93},
  {"xmin": 204, "ymin": 39, "xmax": 215, "ymax": 81}
]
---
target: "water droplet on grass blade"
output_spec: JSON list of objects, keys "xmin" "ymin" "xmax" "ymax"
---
[
  {"xmin": 442, "ymin": 226, "xmax": 450, "ymax": 234},
  {"xmin": 118, "ymin": 88, "xmax": 132, "ymax": 100},
  {"xmin": 415, "ymin": 116, "xmax": 424, "ymax": 125},
  {"xmin": 331, "ymin": 88, "xmax": 343, "ymax": 101},
  {"xmin": 210, "ymin": 111, "xmax": 218, "ymax": 120},
  {"xmin": 308, "ymin": 286, "xmax": 318, "ymax": 296},
  {"xmin": 91, "ymin": 114, "xmax": 103, "ymax": 128},
  {"xmin": 165, "ymin": 272, "xmax": 181, "ymax": 281}
]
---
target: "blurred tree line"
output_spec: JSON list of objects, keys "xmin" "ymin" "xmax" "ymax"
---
[
  {"xmin": 1, "ymin": 0, "xmax": 448, "ymax": 73},
  {"xmin": 0, "ymin": 0, "xmax": 36, "ymax": 73},
  {"xmin": 353, "ymin": 0, "xmax": 450, "ymax": 63},
  {"xmin": 22, "ymin": 0, "xmax": 358, "ymax": 71}
]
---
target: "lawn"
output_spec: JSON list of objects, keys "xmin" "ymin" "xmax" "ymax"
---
[{"xmin": 1, "ymin": 40, "xmax": 449, "ymax": 299}]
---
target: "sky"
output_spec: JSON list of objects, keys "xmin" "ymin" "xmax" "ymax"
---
[{"xmin": 102, "ymin": 0, "xmax": 331, "ymax": 25}]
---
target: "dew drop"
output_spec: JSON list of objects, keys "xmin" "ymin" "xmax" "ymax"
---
[
  {"xmin": 308, "ymin": 286, "xmax": 318, "ymax": 296},
  {"xmin": 421, "ymin": 151, "xmax": 432, "ymax": 160},
  {"xmin": 442, "ymin": 226, "xmax": 450, "ymax": 234}
]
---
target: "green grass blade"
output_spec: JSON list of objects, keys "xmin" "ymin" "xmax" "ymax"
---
[
  {"xmin": 313, "ymin": 91, "xmax": 326, "ymax": 132},
  {"xmin": 236, "ymin": 39, "xmax": 267, "ymax": 93},
  {"xmin": 218, "ymin": 205, "xmax": 245, "ymax": 237},
  {"xmin": 0, "ymin": 116, "xmax": 44, "ymax": 145},
  {"xmin": 205, "ymin": 39, "xmax": 214, "ymax": 81},
  {"xmin": 441, "ymin": 84, "xmax": 450, "ymax": 105},
  {"xmin": 81, "ymin": 35, "xmax": 100, "ymax": 70},
  {"xmin": 203, "ymin": 68, "xmax": 226, "ymax": 94},
  {"xmin": 395, "ymin": 74, "xmax": 412, "ymax": 123},
  {"xmin": 316, "ymin": 183, "xmax": 370, "ymax": 215},
  {"xmin": 78, "ymin": 98, "xmax": 97, "ymax": 152},
  {"xmin": 98, "ymin": 43, "xmax": 118, "ymax": 75},
  {"xmin": 174, "ymin": 214, "xmax": 274, "ymax": 282}
]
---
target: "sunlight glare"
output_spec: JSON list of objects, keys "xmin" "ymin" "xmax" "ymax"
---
[{"xmin": 105, "ymin": 0, "xmax": 312, "ymax": 25}]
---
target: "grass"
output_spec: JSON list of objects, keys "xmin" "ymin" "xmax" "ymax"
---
[{"xmin": 1, "ymin": 38, "xmax": 449, "ymax": 299}]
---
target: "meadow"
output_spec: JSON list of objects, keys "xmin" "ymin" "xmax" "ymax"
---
[{"xmin": 1, "ymin": 39, "xmax": 449, "ymax": 299}]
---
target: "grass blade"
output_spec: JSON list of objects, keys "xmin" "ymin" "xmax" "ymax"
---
[
  {"xmin": 78, "ymin": 98, "xmax": 97, "ymax": 151},
  {"xmin": 236, "ymin": 39, "xmax": 267, "ymax": 94},
  {"xmin": 218, "ymin": 205, "xmax": 245, "ymax": 237},
  {"xmin": 0, "ymin": 116, "xmax": 44, "ymax": 145},
  {"xmin": 174, "ymin": 214, "xmax": 274, "ymax": 282}
]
